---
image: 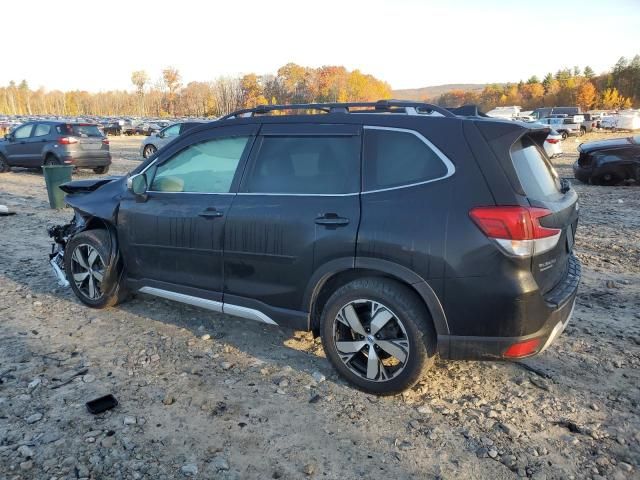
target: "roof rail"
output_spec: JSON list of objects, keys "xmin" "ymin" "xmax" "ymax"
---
[{"xmin": 220, "ymin": 100, "xmax": 456, "ymax": 120}]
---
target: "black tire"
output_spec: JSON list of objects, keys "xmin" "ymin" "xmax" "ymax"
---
[
  {"xmin": 93, "ymin": 166, "xmax": 109, "ymax": 174},
  {"xmin": 560, "ymin": 131, "xmax": 568, "ymax": 140},
  {"xmin": 320, "ymin": 278, "xmax": 436, "ymax": 395},
  {"xmin": 142, "ymin": 144, "xmax": 157, "ymax": 159},
  {"xmin": 0, "ymin": 154, "xmax": 10, "ymax": 173},
  {"xmin": 43, "ymin": 154, "xmax": 60, "ymax": 166},
  {"xmin": 595, "ymin": 172, "xmax": 621, "ymax": 186},
  {"xmin": 64, "ymin": 229, "xmax": 127, "ymax": 309},
  {"xmin": 579, "ymin": 127, "xmax": 586, "ymax": 136}
]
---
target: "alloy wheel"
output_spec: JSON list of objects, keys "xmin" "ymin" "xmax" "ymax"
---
[
  {"xmin": 333, "ymin": 299, "xmax": 410, "ymax": 382},
  {"xmin": 70, "ymin": 244, "xmax": 106, "ymax": 300},
  {"xmin": 143, "ymin": 145, "xmax": 157, "ymax": 158}
]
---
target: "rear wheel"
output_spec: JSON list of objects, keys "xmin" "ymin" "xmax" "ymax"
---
[
  {"xmin": 64, "ymin": 229, "xmax": 127, "ymax": 309},
  {"xmin": 93, "ymin": 166, "xmax": 109, "ymax": 174},
  {"xmin": 320, "ymin": 278, "xmax": 435, "ymax": 395},
  {"xmin": 0, "ymin": 154, "xmax": 10, "ymax": 173},
  {"xmin": 595, "ymin": 172, "xmax": 621, "ymax": 186},
  {"xmin": 560, "ymin": 131, "xmax": 568, "ymax": 140},
  {"xmin": 43, "ymin": 154, "xmax": 60, "ymax": 166},
  {"xmin": 142, "ymin": 144, "xmax": 157, "ymax": 159}
]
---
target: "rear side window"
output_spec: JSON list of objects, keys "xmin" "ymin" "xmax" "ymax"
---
[
  {"xmin": 511, "ymin": 138, "xmax": 561, "ymax": 200},
  {"xmin": 245, "ymin": 136, "xmax": 359, "ymax": 194},
  {"xmin": 33, "ymin": 124, "xmax": 51, "ymax": 137},
  {"xmin": 57, "ymin": 124, "xmax": 102, "ymax": 137},
  {"xmin": 363, "ymin": 128, "xmax": 449, "ymax": 191}
]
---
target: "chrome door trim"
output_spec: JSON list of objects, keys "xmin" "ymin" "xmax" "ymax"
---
[{"xmin": 138, "ymin": 286, "xmax": 278, "ymax": 325}]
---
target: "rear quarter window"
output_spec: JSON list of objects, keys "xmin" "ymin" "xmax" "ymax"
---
[
  {"xmin": 511, "ymin": 138, "xmax": 562, "ymax": 201},
  {"xmin": 363, "ymin": 128, "xmax": 450, "ymax": 191}
]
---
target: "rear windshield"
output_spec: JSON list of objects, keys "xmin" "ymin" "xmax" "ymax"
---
[
  {"xmin": 511, "ymin": 137, "xmax": 562, "ymax": 201},
  {"xmin": 57, "ymin": 124, "xmax": 102, "ymax": 137}
]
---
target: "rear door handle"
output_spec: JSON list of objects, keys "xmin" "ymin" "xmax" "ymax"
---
[
  {"xmin": 198, "ymin": 208, "xmax": 224, "ymax": 219},
  {"xmin": 315, "ymin": 213, "xmax": 349, "ymax": 226}
]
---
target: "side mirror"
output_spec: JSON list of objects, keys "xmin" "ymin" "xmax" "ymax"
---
[{"xmin": 127, "ymin": 173, "xmax": 148, "ymax": 199}]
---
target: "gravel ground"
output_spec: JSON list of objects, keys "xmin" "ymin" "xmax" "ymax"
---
[{"xmin": 0, "ymin": 133, "xmax": 639, "ymax": 480}]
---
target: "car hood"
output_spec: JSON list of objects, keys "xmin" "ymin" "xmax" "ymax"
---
[
  {"xmin": 578, "ymin": 137, "xmax": 632, "ymax": 153},
  {"xmin": 61, "ymin": 175, "xmax": 127, "ymax": 223}
]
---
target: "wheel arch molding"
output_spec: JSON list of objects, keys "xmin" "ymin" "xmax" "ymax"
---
[{"xmin": 304, "ymin": 257, "xmax": 449, "ymax": 336}]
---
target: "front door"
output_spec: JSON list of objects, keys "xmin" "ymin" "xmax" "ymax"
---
[
  {"xmin": 223, "ymin": 123, "xmax": 362, "ymax": 320},
  {"xmin": 4, "ymin": 123, "xmax": 34, "ymax": 165},
  {"xmin": 117, "ymin": 124, "xmax": 258, "ymax": 301}
]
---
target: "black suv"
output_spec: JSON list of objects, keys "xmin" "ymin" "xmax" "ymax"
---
[{"xmin": 48, "ymin": 101, "xmax": 580, "ymax": 394}]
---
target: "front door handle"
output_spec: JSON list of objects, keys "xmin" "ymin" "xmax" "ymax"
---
[
  {"xmin": 315, "ymin": 213, "xmax": 349, "ymax": 226},
  {"xmin": 199, "ymin": 208, "xmax": 224, "ymax": 219}
]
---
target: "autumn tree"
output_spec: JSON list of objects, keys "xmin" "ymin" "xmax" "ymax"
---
[
  {"xmin": 131, "ymin": 70, "xmax": 149, "ymax": 115},
  {"xmin": 162, "ymin": 67, "xmax": 182, "ymax": 115},
  {"xmin": 576, "ymin": 82, "xmax": 597, "ymax": 110}
]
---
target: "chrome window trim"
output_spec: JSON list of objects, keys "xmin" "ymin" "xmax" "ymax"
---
[
  {"xmin": 361, "ymin": 125, "xmax": 455, "ymax": 194},
  {"xmin": 237, "ymin": 192, "xmax": 359, "ymax": 197},
  {"xmin": 146, "ymin": 191, "xmax": 236, "ymax": 195}
]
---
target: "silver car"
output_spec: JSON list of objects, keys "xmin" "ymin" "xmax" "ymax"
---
[{"xmin": 139, "ymin": 122, "xmax": 203, "ymax": 159}]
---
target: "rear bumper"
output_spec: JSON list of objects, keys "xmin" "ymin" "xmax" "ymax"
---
[
  {"xmin": 62, "ymin": 153, "xmax": 111, "ymax": 168},
  {"xmin": 439, "ymin": 255, "xmax": 581, "ymax": 360}
]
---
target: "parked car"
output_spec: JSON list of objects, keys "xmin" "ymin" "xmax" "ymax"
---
[
  {"xmin": 102, "ymin": 122, "xmax": 122, "ymax": 136},
  {"xmin": 542, "ymin": 129, "xmax": 563, "ymax": 158},
  {"xmin": 139, "ymin": 122, "xmax": 203, "ymax": 158},
  {"xmin": 0, "ymin": 121, "xmax": 111, "ymax": 174},
  {"xmin": 136, "ymin": 122, "xmax": 162, "ymax": 136},
  {"xmin": 537, "ymin": 117, "xmax": 582, "ymax": 139},
  {"xmin": 573, "ymin": 135, "xmax": 640, "ymax": 185},
  {"xmin": 531, "ymin": 106, "xmax": 581, "ymax": 120},
  {"xmin": 47, "ymin": 100, "xmax": 579, "ymax": 395}
]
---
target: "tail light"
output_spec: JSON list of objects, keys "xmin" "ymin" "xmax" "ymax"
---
[
  {"xmin": 504, "ymin": 338, "xmax": 540, "ymax": 358},
  {"xmin": 58, "ymin": 136, "xmax": 78, "ymax": 145},
  {"xmin": 469, "ymin": 206, "xmax": 561, "ymax": 257},
  {"xmin": 102, "ymin": 138, "xmax": 109, "ymax": 145},
  {"xmin": 546, "ymin": 138, "xmax": 559, "ymax": 144}
]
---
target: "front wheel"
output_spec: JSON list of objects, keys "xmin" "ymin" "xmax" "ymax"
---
[
  {"xmin": 64, "ymin": 229, "xmax": 127, "ymax": 309},
  {"xmin": 579, "ymin": 127, "xmax": 586, "ymax": 136},
  {"xmin": 320, "ymin": 278, "xmax": 436, "ymax": 395},
  {"xmin": 560, "ymin": 131, "xmax": 568, "ymax": 140},
  {"xmin": 0, "ymin": 154, "xmax": 10, "ymax": 173}
]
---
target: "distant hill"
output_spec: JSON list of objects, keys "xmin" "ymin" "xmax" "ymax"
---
[{"xmin": 392, "ymin": 83, "xmax": 489, "ymax": 101}]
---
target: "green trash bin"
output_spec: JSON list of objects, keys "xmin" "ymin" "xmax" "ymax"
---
[{"xmin": 42, "ymin": 165, "xmax": 74, "ymax": 209}]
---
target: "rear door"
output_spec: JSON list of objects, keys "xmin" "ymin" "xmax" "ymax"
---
[
  {"xmin": 510, "ymin": 137, "xmax": 578, "ymax": 294},
  {"xmin": 223, "ymin": 123, "xmax": 361, "ymax": 316},
  {"xmin": 27, "ymin": 123, "xmax": 53, "ymax": 166}
]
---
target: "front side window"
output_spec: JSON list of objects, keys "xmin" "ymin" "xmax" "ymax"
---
[
  {"xmin": 150, "ymin": 136, "xmax": 250, "ymax": 193},
  {"xmin": 245, "ymin": 136, "xmax": 360, "ymax": 194},
  {"xmin": 33, "ymin": 124, "xmax": 51, "ymax": 137},
  {"xmin": 363, "ymin": 128, "xmax": 449, "ymax": 191},
  {"xmin": 13, "ymin": 124, "xmax": 32, "ymax": 139}
]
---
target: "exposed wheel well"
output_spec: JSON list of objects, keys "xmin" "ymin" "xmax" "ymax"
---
[{"xmin": 309, "ymin": 268, "xmax": 438, "ymax": 337}]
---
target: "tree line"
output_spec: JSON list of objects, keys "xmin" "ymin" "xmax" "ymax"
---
[
  {"xmin": 1, "ymin": 56, "xmax": 638, "ymax": 117},
  {"xmin": 0, "ymin": 64, "xmax": 392, "ymax": 118},
  {"xmin": 435, "ymin": 56, "xmax": 640, "ymax": 111}
]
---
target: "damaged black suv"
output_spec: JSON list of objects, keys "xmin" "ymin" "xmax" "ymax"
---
[{"xmin": 49, "ymin": 101, "xmax": 580, "ymax": 394}]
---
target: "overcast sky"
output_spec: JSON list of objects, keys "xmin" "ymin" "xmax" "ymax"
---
[{"xmin": 3, "ymin": 0, "xmax": 639, "ymax": 92}]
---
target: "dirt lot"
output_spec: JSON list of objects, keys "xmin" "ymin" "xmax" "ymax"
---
[{"xmin": 0, "ymin": 133, "xmax": 639, "ymax": 480}]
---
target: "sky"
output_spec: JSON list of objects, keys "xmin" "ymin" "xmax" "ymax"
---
[{"xmin": 2, "ymin": 0, "xmax": 639, "ymax": 92}]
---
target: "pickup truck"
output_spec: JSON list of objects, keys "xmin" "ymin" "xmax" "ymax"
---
[{"xmin": 537, "ymin": 117, "xmax": 583, "ymax": 139}]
